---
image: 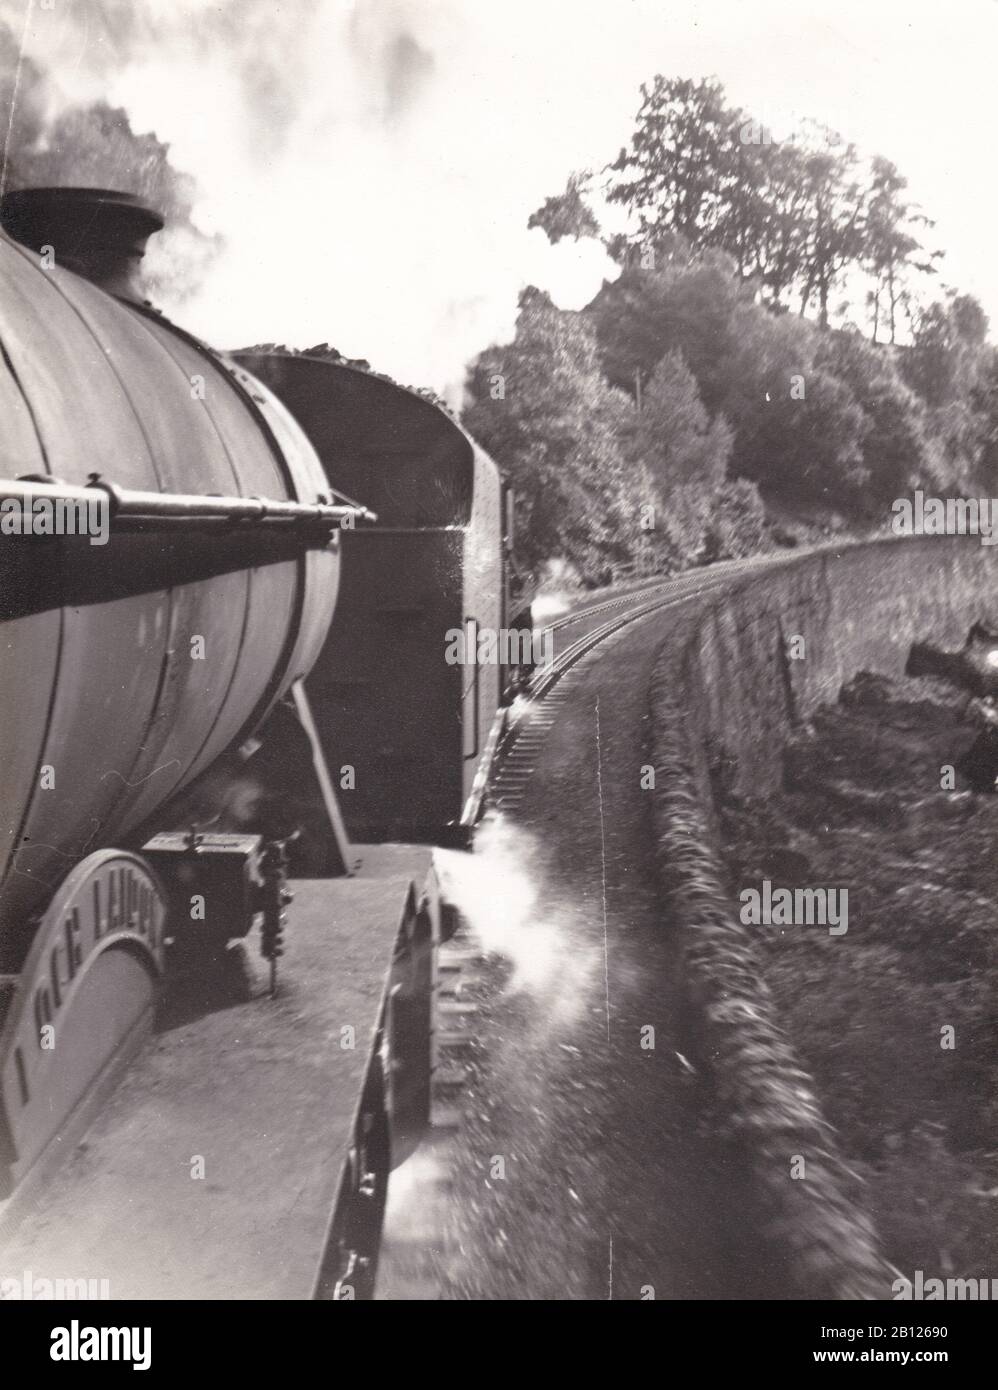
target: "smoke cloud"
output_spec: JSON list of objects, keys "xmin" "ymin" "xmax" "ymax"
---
[
  {"xmin": 436, "ymin": 816, "xmax": 596, "ymax": 1019},
  {"xmin": 0, "ymin": 0, "xmax": 618, "ymax": 398},
  {"xmin": 4, "ymin": 0, "xmax": 997, "ymax": 394}
]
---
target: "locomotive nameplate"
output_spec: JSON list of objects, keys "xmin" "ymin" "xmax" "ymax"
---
[{"xmin": 0, "ymin": 849, "xmax": 167, "ymax": 1190}]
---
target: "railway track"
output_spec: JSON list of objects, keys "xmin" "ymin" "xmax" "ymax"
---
[
  {"xmin": 542, "ymin": 553, "xmax": 774, "ymax": 641},
  {"xmin": 458, "ymin": 558, "xmax": 771, "ymax": 832},
  {"xmin": 490, "ymin": 565, "xmax": 748, "ymax": 816}
]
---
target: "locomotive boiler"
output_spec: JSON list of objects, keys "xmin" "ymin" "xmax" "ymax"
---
[{"xmin": 0, "ymin": 188, "xmax": 350, "ymax": 945}]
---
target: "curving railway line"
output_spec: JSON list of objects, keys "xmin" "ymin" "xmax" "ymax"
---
[
  {"xmin": 379, "ymin": 555, "xmax": 782, "ymax": 1300},
  {"xmin": 492, "ymin": 559, "xmax": 772, "ymax": 811}
]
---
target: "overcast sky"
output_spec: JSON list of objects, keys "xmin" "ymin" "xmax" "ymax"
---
[{"xmin": 3, "ymin": 0, "xmax": 996, "ymax": 395}]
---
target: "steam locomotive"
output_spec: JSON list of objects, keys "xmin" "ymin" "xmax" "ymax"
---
[{"xmin": 0, "ymin": 186, "xmax": 532, "ymax": 1298}]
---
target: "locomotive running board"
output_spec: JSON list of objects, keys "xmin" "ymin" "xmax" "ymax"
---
[{"xmin": 0, "ymin": 845, "xmax": 439, "ymax": 1299}]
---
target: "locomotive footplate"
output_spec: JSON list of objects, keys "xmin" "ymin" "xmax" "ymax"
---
[{"xmin": 0, "ymin": 844, "xmax": 440, "ymax": 1300}]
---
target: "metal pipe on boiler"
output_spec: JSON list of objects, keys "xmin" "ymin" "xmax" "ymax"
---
[{"xmin": 0, "ymin": 474, "xmax": 377, "ymax": 531}]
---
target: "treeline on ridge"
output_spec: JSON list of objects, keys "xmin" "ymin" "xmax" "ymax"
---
[{"xmin": 464, "ymin": 77, "xmax": 998, "ymax": 585}]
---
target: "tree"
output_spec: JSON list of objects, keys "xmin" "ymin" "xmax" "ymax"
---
[
  {"xmin": 719, "ymin": 307, "xmax": 869, "ymax": 505},
  {"xmin": 900, "ymin": 293, "xmax": 991, "ymax": 492},
  {"xmin": 588, "ymin": 246, "xmax": 870, "ymax": 510},
  {"xmin": 588, "ymin": 248, "xmax": 755, "ymax": 414},
  {"xmin": 794, "ymin": 128, "xmax": 867, "ymax": 328},
  {"xmin": 700, "ymin": 478, "xmax": 770, "ymax": 562},
  {"xmin": 902, "ymin": 293, "xmax": 989, "ymax": 409},
  {"xmin": 970, "ymin": 345, "xmax": 998, "ymax": 494},
  {"xmin": 527, "ymin": 171, "xmax": 600, "ymax": 243},
  {"xmin": 603, "ymin": 75, "xmax": 945, "ymax": 330},
  {"xmin": 464, "ymin": 288, "xmax": 647, "ymax": 583},
  {"xmin": 722, "ymin": 137, "xmax": 812, "ymax": 306},
  {"xmin": 607, "ymin": 76, "xmax": 742, "ymax": 254},
  {"xmin": 816, "ymin": 329, "xmax": 932, "ymax": 510},
  {"xmin": 623, "ymin": 348, "xmax": 732, "ymax": 497},
  {"xmin": 864, "ymin": 157, "xmax": 940, "ymax": 344},
  {"xmin": 621, "ymin": 350, "xmax": 771, "ymax": 565}
]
